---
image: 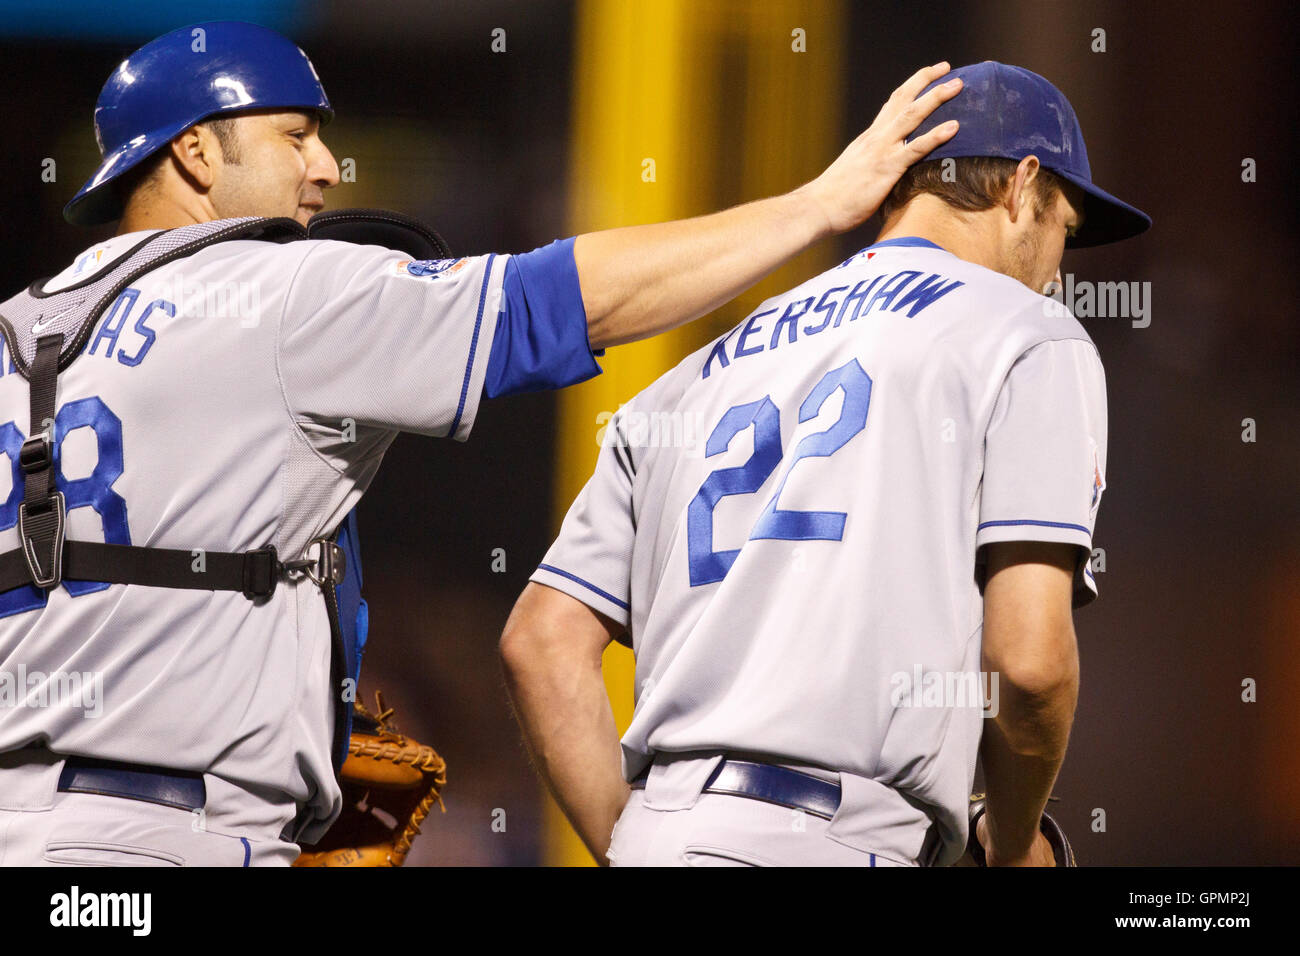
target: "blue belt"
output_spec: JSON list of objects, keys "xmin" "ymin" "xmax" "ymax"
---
[
  {"xmin": 631, "ymin": 757, "xmax": 841, "ymax": 821},
  {"xmin": 58, "ymin": 757, "xmax": 206, "ymax": 813}
]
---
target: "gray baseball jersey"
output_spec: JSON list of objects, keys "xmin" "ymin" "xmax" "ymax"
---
[
  {"xmin": 0, "ymin": 226, "xmax": 596, "ymax": 845},
  {"xmin": 530, "ymin": 236, "xmax": 1107, "ymax": 865}
]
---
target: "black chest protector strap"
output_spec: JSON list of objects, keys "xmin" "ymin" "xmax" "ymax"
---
[
  {"xmin": 2, "ymin": 328, "xmax": 294, "ymax": 595},
  {"xmin": 0, "ymin": 329, "xmax": 300, "ymax": 597},
  {"xmin": 13, "ymin": 333, "xmax": 65, "ymax": 589},
  {"xmin": 0, "ymin": 208, "xmax": 447, "ymax": 602},
  {"xmin": 0, "ymin": 216, "xmax": 309, "ymax": 599}
]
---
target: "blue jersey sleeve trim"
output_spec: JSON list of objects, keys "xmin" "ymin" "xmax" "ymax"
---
[
  {"xmin": 537, "ymin": 563, "xmax": 630, "ymax": 611},
  {"xmin": 449, "ymin": 253, "xmax": 497, "ymax": 437},
  {"xmin": 485, "ymin": 238, "xmax": 603, "ymax": 398},
  {"xmin": 977, "ymin": 518, "xmax": 1091, "ymax": 535}
]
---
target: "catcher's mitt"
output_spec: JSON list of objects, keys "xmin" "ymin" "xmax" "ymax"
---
[
  {"xmin": 964, "ymin": 793, "xmax": 1076, "ymax": 867},
  {"xmin": 294, "ymin": 692, "xmax": 447, "ymax": 867}
]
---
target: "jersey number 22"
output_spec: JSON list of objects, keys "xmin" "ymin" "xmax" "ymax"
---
[{"xmin": 687, "ymin": 358, "xmax": 872, "ymax": 586}]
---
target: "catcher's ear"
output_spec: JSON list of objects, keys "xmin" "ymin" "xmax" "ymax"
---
[{"xmin": 168, "ymin": 125, "xmax": 222, "ymax": 191}]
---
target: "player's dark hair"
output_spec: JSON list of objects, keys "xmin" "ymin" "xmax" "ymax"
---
[
  {"xmin": 878, "ymin": 156, "xmax": 1063, "ymax": 225},
  {"xmin": 112, "ymin": 117, "xmax": 244, "ymax": 213}
]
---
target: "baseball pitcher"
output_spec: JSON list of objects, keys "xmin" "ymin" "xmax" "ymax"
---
[{"xmin": 502, "ymin": 61, "xmax": 1150, "ymax": 867}]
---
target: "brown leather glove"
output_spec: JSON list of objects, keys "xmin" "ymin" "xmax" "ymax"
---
[{"xmin": 293, "ymin": 692, "xmax": 447, "ymax": 867}]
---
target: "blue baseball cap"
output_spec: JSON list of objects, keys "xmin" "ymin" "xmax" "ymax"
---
[{"xmin": 906, "ymin": 61, "xmax": 1150, "ymax": 248}]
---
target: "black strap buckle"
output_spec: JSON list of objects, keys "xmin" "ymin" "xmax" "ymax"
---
[
  {"xmin": 18, "ymin": 491, "xmax": 66, "ymax": 589},
  {"xmin": 242, "ymin": 545, "xmax": 280, "ymax": 600},
  {"xmin": 19, "ymin": 431, "xmax": 53, "ymax": 474}
]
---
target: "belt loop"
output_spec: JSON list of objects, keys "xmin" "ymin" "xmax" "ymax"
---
[{"xmin": 634, "ymin": 753, "xmax": 725, "ymax": 811}]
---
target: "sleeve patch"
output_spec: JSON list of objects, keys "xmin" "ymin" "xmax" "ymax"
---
[{"xmin": 393, "ymin": 257, "xmax": 467, "ymax": 280}]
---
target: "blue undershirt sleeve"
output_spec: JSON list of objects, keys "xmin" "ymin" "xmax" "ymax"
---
[{"xmin": 484, "ymin": 237, "xmax": 605, "ymax": 398}]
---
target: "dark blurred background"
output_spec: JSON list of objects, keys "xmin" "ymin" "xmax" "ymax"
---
[{"xmin": 1, "ymin": 0, "xmax": 1295, "ymax": 865}]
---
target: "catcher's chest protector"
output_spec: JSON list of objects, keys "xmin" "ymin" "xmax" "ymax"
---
[{"xmin": 0, "ymin": 209, "xmax": 449, "ymax": 776}]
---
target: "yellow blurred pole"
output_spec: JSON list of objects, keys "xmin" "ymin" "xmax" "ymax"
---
[
  {"xmin": 547, "ymin": 0, "xmax": 845, "ymax": 866},
  {"xmin": 545, "ymin": 0, "xmax": 713, "ymax": 869}
]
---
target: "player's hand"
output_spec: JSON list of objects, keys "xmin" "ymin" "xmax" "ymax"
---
[
  {"xmin": 975, "ymin": 814, "xmax": 1058, "ymax": 867},
  {"xmin": 798, "ymin": 61, "xmax": 963, "ymax": 235}
]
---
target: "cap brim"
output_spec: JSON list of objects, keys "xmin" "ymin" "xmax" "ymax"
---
[{"xmin": 1055, "ymin": 169, "xmax": 1151, "ymax": 249}]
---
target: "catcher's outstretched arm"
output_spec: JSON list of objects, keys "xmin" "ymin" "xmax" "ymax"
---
[
  {"xmin": 574, "ymin": 62, "xmax": 964, "ymax": 349},
  {"xmin": 500, "ymin": 582, "xmax": 629, "ymax": 865},
  {"xmin": 978, "ymin": 540, "xmax": 1080, "ymax": 866}
]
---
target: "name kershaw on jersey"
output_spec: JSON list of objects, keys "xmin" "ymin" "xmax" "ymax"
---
[{"xmin": 703, "ymin": 260, "xmax": 964, "ymax": 379}]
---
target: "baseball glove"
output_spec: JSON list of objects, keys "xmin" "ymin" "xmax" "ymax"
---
[
  {"xmin": 293, "ymin": 692, "xmax": 447, "ymax": 867},
  {"xmin": 964, "ymin": 793, "xmax": 1076, "ymax": 867}
]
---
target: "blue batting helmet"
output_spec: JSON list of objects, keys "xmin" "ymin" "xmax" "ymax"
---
[
  {"xmin": 64, "ymin": 20, "xmax": 333, "ymax": 226},
  {"xmin": 906, "ymin": 61, "xmax": 1150, "ymax": 248}
]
